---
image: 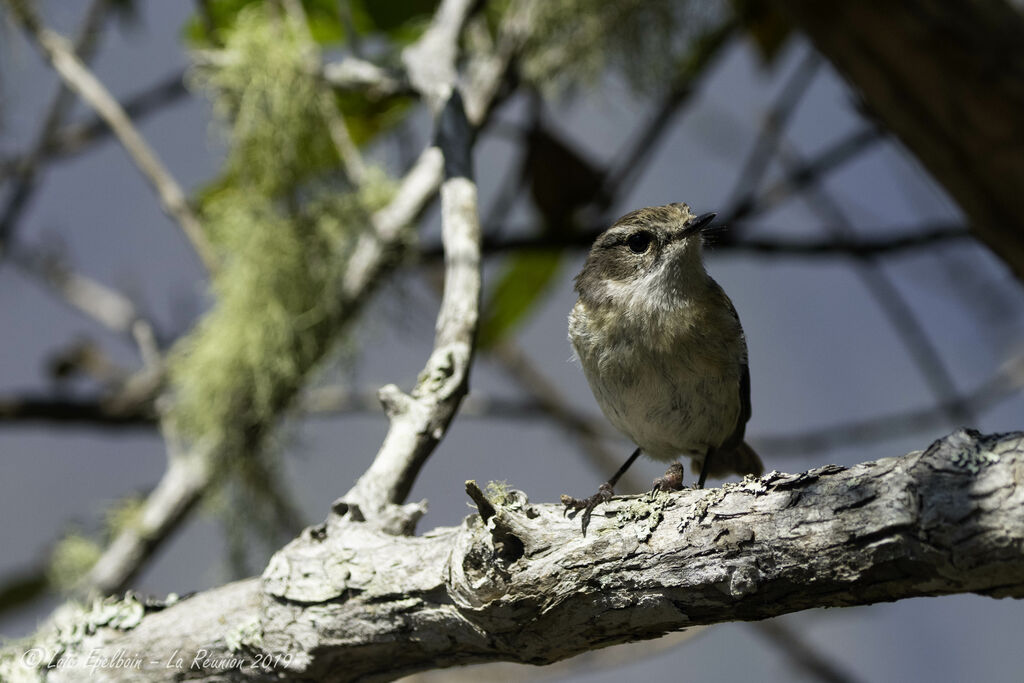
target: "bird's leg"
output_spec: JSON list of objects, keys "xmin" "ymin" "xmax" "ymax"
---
[
  {"xmin": 696, "ymin": 446, "xmax": 716, "ymax": 489},
  {"xmin": 561, "ymin": 447, "xmax": 642, "ymax": 535},
  {"xmin": 652, "ymin": 462, "xmax": 684, "ymax": 492}
]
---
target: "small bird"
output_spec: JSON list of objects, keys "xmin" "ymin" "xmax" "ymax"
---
[{"xmin": 562, "ymin": 203, "xmax": 763, "ymax": 533}]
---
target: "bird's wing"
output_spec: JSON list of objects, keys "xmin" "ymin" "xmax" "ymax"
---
[{"xmin": 722, "ymin": 295, "xmax": 752, "ymax": 450}]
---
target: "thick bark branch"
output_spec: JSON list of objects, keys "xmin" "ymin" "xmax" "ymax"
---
[
  {"xmin": 770, "ymin": 0, "xmax": 1024, "ymax": 280},
  {"xmin": 9, "ymin": 429, "xmax": 1022, "ymax": 682}
]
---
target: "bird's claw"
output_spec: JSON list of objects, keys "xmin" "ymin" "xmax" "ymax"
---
[
  {"xmin": 561, "ymin": 482, "xmax": 614, "ymax": 535},
  {"xmin": 651, "ymin": 462, "xmax": 685, "ymax": 493}
]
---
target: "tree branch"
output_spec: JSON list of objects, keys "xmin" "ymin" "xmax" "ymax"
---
[
  {"xmin": 5, "ymin": 0, "xmax": 219, "ymax": 273},
  {"xmin": 0, "ymin": 71, "xmax": 189, "ymax": 180},
  {"xmin": 8, "ymin": 429, "xmax": 1022, "ymax": 681},
  {"xmin": 322, "ymin": 58, "xmax": 413, "ymax": 99},
  {"xmin": 342, "ymin": 91, "xmax": 481, "ymax": 531},
  {"xmin": 0, "ymin": 0, "xmax": 108, "ymax": 257},
  {"xmin": 419, "ymin": 222, "xmax": 970, "ymax": 260},
  {"xmin": 0, "ymin": 396, "xmax": 154, "ymax": 427}
]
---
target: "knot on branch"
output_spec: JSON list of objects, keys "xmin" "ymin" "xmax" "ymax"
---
[
  {"xmin": 413, "ymin": 344, "xmax": 470, "ymax": 403},
  {"xmin": 378, "ymin": 383, "xmax": 413, "ymax": 418},
  {"xmin": 450, "ymin": 481, "xmax": 543, "ymax": 609}
]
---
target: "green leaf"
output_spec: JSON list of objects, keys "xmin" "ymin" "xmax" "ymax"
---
[{"xmin": 478, "ymin": 251, "xmax": 563, "ymax": 350}]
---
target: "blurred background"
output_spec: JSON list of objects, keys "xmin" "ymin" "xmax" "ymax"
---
[{"xmin": 1, "ymin": 1, "xmax": 1023, "ymax": 681}]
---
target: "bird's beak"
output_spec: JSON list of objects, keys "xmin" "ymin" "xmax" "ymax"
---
[{"xmin": 679, "ymin": 212, "xmax": 717, "ymax": 238}]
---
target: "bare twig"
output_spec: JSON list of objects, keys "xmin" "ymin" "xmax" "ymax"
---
[
  {"xmin": 420, "ymin": 221, "xmax": 970, "ymax": 259},
  {"xmin": 5, "ymin": 0, "xmax": 219, "ymax": 273},
  {"xmin": 9, "ymin": 246, "xmax": 164, "ymax": 375},
  {"xmin": 322, "ymin": 58, "xmax": 412, "ymax": 98},
  {"xmin": 0, "ymin": 395, "xmax": 153, "ymax": 427},
  {"xmin": 0, "ymin": 0, "xmax": 108, "ymax": 256},
  {"xmin": 19, "ymin": 71, "xmax": 188, "ymax": 178},
  {"xmin": 753, "ymin": 621, "xmax": 862, "ymax": 683},
  {"xmin": 757, "ymin": 350, "xmax": 1024, "ymax": 457},
  {"xmin": 778, "ymin": 137, "xmax": 972, "ymax": 425},
  {"xmin": 722, "ymin": 48, "xmax": 821, "ymax": 222},
  {"xmin": 10, "ymin": 249, "xmax": 152, "ymax": 337},
  {"xmin": 0, "ymin": 71, "xmax": 189, "ymax": 181},
  {"xmin": 601, "ymin": 20, "xmax": 740, "ymax": 198},
  {"xmin": 736, "ymin": 125, "xmax": 883, "ymax": 222},
  {"xmin": 343, "ymin": 93, "xmax": 482, "ymax": 530},
  {"xmin": 81, "ymin": 446, "xmax": 212, "ymax": 594}
]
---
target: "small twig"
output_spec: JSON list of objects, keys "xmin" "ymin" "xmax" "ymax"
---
[
  {"xmin": 757, "ymin": 350, "xmax": 1024, "ymax": 457},
  {"xmin": 722, "ymin": 48, "xmax": 821, "ymax": 222},
  {"xmin": 0, "ymin": 71, "xmax": 189, "ymax": 181},
  {"xmin": 753, "ymin": 620, "xmax": 862, "ymax": 683},
  {"xmin": 322, "ymin": 58, "xmax": 412, "ymax": 98},
  {"xmin": 778, "ymin": 136, "xmax": 972, "ymax": 425},
  {"xmin": 420, "ymin": 222, "xmax": 971, "ymax": 260},
  {"xmin": 10, "ymin": 249, "xmax": 163, "ymax": 373},
  {"xmin": 12, "ymin": 251, "xmax": 144, "ymax": 335},
  {"xmin": 601, "ymin": 19, "xmax": 739, "ymax": 198},
  {"xmin": 0, "ymin": 395, "xmax": 153, "ymax": 427},
  {"xmin": 6, "ymin": 0, "xmax": 219, "ymax": 273},
  {"xmin": 464, "ymin": 480, "xmax": 497, "ymax": 523},
  {"xmin": 0, "ymin": 0, "xmax": 108, "ymax": 257},
  {"xmin": 736, "ymin": 125, "xmax": 883, "ymax": 222}
]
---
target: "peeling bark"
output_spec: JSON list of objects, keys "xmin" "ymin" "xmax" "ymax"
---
[{"xmin": 7, "ymin": 429, "xmax": 1022, "ymax": 682}]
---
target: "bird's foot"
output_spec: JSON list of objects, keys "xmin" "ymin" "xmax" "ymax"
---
[
  {"xmin": 652, "ymin": 462, "xmax": 685, "ymax": 493},
  {"xmin": 561, "ymin": 482, "xmax": 614, "ymax": 536}
]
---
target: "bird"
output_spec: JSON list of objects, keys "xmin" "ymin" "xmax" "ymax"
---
[{"xmin": 562, "ymin": 202, "xmax": 763, "ymax": 534}]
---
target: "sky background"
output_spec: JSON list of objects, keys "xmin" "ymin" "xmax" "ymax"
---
[{"xmin": 1, "ymin": 2, "xmax": 1023, "ymax": 682}]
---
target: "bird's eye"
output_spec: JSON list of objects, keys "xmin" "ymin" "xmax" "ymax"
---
[{"xmin": 626, "ymin": 231, "xmax": 653, "ymax": 254}]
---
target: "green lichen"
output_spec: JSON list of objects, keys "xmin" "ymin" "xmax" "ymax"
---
[
  {"xmin": 615, "ymin": 490, "xmax": 673, "ymax": 542},
  {"xmin": 48, "ymin": 533, "xmax": 101, "ymax": 593},
  {"xmin": 0, "ymin": 595, "xmax": 150, "ymax": 682},
  {"xmin": 484, "ymin": 480, "xmax": 513, "ymax": 505},
  {"xmin": 678, "ymin": 486, "xmax": 728, "ymax": 531},
  {"xmin": 104, "ymin": 495, "xmax": 145, "ymax": 536},
  {"xmin": 225, "ymin": 617, "xmax": 263, "ymax": 653}
]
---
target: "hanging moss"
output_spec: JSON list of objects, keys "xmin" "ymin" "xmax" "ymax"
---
[
  {"xmin": 189, "ymin": 4, "xmax": 338, "ymax": 194},
  {"xmin": 169, "ymin": 176, "xmax": 392, "ymax": 457},
  {"xmin": 172, "ymin": 3, "xmax": 395, "ymax": 466}
]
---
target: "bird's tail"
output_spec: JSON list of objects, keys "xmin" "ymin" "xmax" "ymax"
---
[{"xmin": 698, "ymin": 440, "xmax": 764, "ymax": 479}]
